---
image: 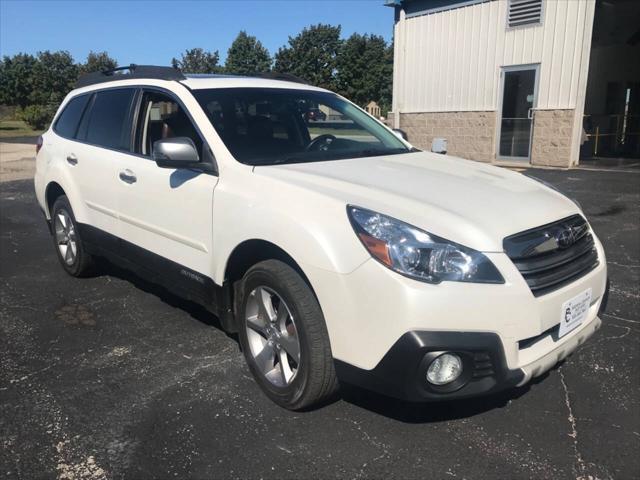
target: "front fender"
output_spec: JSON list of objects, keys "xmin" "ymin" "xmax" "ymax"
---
[{"xmin": 212, "ymin": 170, "xmax": 370, "ymax": 284}]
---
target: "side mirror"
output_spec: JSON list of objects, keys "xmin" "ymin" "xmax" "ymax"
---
[
  {"xmin": 392, "ymin": 128, "xmax": 408, "ymax": 141},
  {"xmin": 153, "ymin": 137, "xmax": 201, "ymax": 169}
]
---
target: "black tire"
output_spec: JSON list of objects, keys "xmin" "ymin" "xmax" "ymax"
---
[
  {"xmin": 50, "ymin": 195, "xmax": 95, "ymax": 277},
  {"xmin": 237, "ymin": 260, "xmax": 338, "ymax": 410}
]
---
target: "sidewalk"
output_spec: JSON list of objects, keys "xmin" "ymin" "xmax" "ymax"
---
[{"xmin": 0, "ymin": 142, "xmax": 36, "ymax": 182}]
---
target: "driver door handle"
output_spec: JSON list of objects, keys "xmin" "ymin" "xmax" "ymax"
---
[
  {"xmin": 119, "ymin": 169, "xmax": 137, "ymax": 184},
  {"xmin": 66, "ymin": 154, "xmax": 78, "ymax": 166}
]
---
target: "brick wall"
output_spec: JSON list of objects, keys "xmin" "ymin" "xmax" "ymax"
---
[
  {"xmin": 530, "ymin": 109, "xmax": 575, "ymax": 167},
  {"xmin": 399, "ymin": 111, "xmax": 497, "ymax": 163}
]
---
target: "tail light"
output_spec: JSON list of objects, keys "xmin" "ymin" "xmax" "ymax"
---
[{"xmin": 36, "ymin": 136, "xmax": 43, "ymax": 155}]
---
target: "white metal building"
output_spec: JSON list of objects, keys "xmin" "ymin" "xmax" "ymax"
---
[{"xmin": 387, "ymin": 0, "xmax": 640, "ymax": 167}]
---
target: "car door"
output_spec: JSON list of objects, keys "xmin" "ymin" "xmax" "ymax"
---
[
  {"xmin": 68, "ymin": 87, "xmax": 137, "ymax": 244},
  {"xmin": 115, "ymin": 87, "xmax": 218, "ymax": 294}
]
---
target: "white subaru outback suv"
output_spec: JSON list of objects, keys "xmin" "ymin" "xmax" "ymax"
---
[{"xmin": 35, "ymin": 65, "xmax": 608, "ymax": 410}]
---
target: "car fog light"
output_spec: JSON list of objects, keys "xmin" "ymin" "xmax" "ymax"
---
[{"xmin": 426, "ymin": 353, "xmax": 463, "ymax": 385}]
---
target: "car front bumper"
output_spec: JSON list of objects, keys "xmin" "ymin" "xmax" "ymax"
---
[
  {"xmin": 334, "ymin": 313, "xmax": 603, "ymax": 401},
  {"xmin": 304, "ymin": 233, "xmax": 608, "ymax": 401}
]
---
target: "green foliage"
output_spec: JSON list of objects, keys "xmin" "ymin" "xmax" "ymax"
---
[
  {"xmin": 225, "ymin": 31, "xmax": 271, "ymax": 75},
  {"xmin": 0, "ymin": 53, "xmax": 38, "ymax": 108},
  {"xmin": 29, "ymin": 51, "xmax": 78, "ymax": 106},
  {"xmin": 0, "ymin": 51, "xmax": 119, "ymax": 115},
  {"xmin": 80, "ymin": 51, "xmax": 117, "ymax": 74},
  {"xmin": 0, "ymin": 24, "xmax": 396, "ymax": 134},
  {"xmin": 274, "ymin": 24, "xmax": 342, "ymax": 90},
  {"xmin": 20, "ymin": 104, "xmax": 56, "ymax": 130},
  {"xmin": 171, "ymin": 48, "xmax": 221, "ymax": 74},
  {"xmin": 335, "ymin": 34, "xmax": 394, "ymax": 113},
  {"xmin": 0, "ymin": 51, "xmax": 78, "ymax": 111}
]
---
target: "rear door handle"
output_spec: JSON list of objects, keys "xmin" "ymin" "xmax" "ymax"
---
[
  {"xmin": 119, "ymin": 169, "xmax": 137, "ymax": 184},
  {"xmin": 66, "ymin": 154, "xmax": 78, "ymax": 166}
]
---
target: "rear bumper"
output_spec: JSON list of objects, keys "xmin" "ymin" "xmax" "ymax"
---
[{"xmin": 335, "ymin": 314, "xmax": 602, "ymax": 402}]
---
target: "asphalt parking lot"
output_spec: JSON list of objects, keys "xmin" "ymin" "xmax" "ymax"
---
[{"xmin": 1, "ymin": 166, "xmax": 638, "ymax": 479}]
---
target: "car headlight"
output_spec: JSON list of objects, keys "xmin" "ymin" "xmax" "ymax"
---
[{"xmin": 347, "ymin": 206, "xmax": 504, "ymax": 284}]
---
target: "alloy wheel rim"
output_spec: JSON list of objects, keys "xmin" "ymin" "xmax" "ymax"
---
[
  {"xmin": 245, "ymin": 286, "xmax": 301, "ymax": 387},
  {"xmin": 54, "ymin": 209, "xmax": 77, "ymax": 265}
]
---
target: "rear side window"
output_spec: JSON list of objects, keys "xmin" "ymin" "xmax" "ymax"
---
[
  {"xmin": 82, "ymin": 88, "xmax": 136, "ymax": 150},
  {"xmin": 54, "ymin": 94, "xmax": 90, "ymax": 139}
]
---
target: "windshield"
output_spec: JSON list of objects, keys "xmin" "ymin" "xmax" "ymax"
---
[{"xmin": 193, "ymin": 88, "xmax": 411, "ymax": 166}]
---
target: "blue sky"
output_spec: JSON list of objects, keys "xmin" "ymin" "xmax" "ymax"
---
[{"xmin": 0, "ymin": 1, "xmax": 394, "ymax": 65}]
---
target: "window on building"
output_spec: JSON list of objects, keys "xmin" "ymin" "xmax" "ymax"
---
[{"xmin": 507, "ymin": 0, "xmax": 543, "ymax": 28}]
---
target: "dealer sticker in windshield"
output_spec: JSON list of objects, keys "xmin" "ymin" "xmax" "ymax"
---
[{"xmin": 559, "ymin": 288, "xmax": 592, "ymax": 338}]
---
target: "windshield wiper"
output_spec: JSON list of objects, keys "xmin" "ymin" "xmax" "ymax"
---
[
  {"xmin": 269, "ymin": 156, "xmax": 313, "ymax": 165},
  {"xmin": 353, "ymin": 148, "xmax": 413, "ymax": 157}
]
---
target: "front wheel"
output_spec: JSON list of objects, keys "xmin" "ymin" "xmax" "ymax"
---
[{"xmin": 237, "ymin": 260, "xmax": 338, "ymax": 410}]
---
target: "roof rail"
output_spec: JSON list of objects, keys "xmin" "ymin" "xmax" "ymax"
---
[
  {"xmin": 75, "ymin": 64, "xmax": 186, "ymax": 88},
  {"xmin": 251, "ymin": 72, "xmax": 309, "ymax": 85}
]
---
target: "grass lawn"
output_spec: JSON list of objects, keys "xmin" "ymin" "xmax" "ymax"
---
[{"xmin": 0, "ymin": 120, "xmax": 43, "ymax": 139}]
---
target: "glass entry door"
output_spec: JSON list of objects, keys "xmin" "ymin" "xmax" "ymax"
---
[{"xmin": 498, "ymin": 66, "xmax": 538, "ymax": 161}]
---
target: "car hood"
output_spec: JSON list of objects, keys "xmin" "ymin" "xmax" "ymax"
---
[{"xmin": 254, "ymin": 151, "xmax": 581, "ymax": 252}]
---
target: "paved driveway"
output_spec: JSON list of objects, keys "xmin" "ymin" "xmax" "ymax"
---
[
  {"xmin": 1, "ymin": 168, "xmax": 638, "ymax": 479},
  {"xmin": 0, "ymin": 143, "xmax": 36, "ymax": 182}
]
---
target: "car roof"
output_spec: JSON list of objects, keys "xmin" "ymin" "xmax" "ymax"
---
[
  {"xmin": 179, "ymin": 74, "xmax": 329, "ymax": 93},
  {"xmin": 67, "ymin": 73, "xmax": 332, "ymax": 102},
  {"xmin": 72, "ymin": 65, "xmax": 331, "ymax": 96}
]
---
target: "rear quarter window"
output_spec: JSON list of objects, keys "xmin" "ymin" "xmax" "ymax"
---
[
  {"xmin": 54, "ymin": 94, "xmax": 90, "ymax": 139},
  {"xmin": 81, "ymin": 88, "xmax": 136, "ymax": 150}
]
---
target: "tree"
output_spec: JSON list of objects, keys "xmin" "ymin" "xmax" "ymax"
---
[
  {"xmin": 335, "ymin": 34, "xmax": 393, "ymax": 113},
  {"xmin": 225, "ymin": 31, "xmax": 271, "ymax": 75},
  {"xmin": 0, "ymin": 53, "xmax": 38, "ymax": 108},
  {"xmin": 379, "ymin": 42, "xmax": 394, "ymax": 114},
  {"xmin": 29, "ymin": 50, "xmax": 78, "ymax": 105},
  {"xmin": 21, "ymin": 104, "xmax": 57, "ymax": 130},
  {"xmin": 274, "ymin": 24, "xmax": 342, "ymax": 90},
  {"xmin": 171, "ymin": 48, "xmax": 221, "ymax": 74},
  {"xmin": 80, "ymin": 51, "xmax": 117, "ymax": 74}
]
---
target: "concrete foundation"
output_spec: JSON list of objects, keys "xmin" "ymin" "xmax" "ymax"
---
[
  {"xmin": 399, "ymin": 111, "xmax": 497, "ymax": 163},
  {"xmin": 397, "ymin": 109, "xmax": 576, "ymax": 167},
  {"xmin": 530, "ymin": 109, "xmax": 575, "ymax": 167}
]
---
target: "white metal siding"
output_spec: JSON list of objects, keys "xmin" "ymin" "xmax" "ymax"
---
[{"xmin": 394, "ymin": 0, "xmax": 596, "ymax": 113}]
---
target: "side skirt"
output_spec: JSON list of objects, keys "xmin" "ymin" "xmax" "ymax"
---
[{"xmin": 78, "ymin": 223, "xmax": 237, "ymax": 332}]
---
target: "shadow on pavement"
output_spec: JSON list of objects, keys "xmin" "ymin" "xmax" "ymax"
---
[
  {"xmin": 337, "ymin": 378, "xmax": 542, "ymax": 423},
  {"xmin": 97, "ymin": 258, "xmax": 228, "ymax": 333},
  {"xmin": 95, "ymin": 256, "xmax": 560, "ymax": 424}
]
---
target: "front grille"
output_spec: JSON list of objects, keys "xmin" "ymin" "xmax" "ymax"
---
[{"xmin": 504, "ymin": 215, "xmax": 599, "ymax": 296}]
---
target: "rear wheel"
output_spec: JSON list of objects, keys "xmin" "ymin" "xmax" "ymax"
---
[
  {"xmin": 237, "ymin": 260, "xmax": 338, "ymax": 410},
  {"xmin": 51, "ymin": 196, "xmax": 95, "ymax": 277}
]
